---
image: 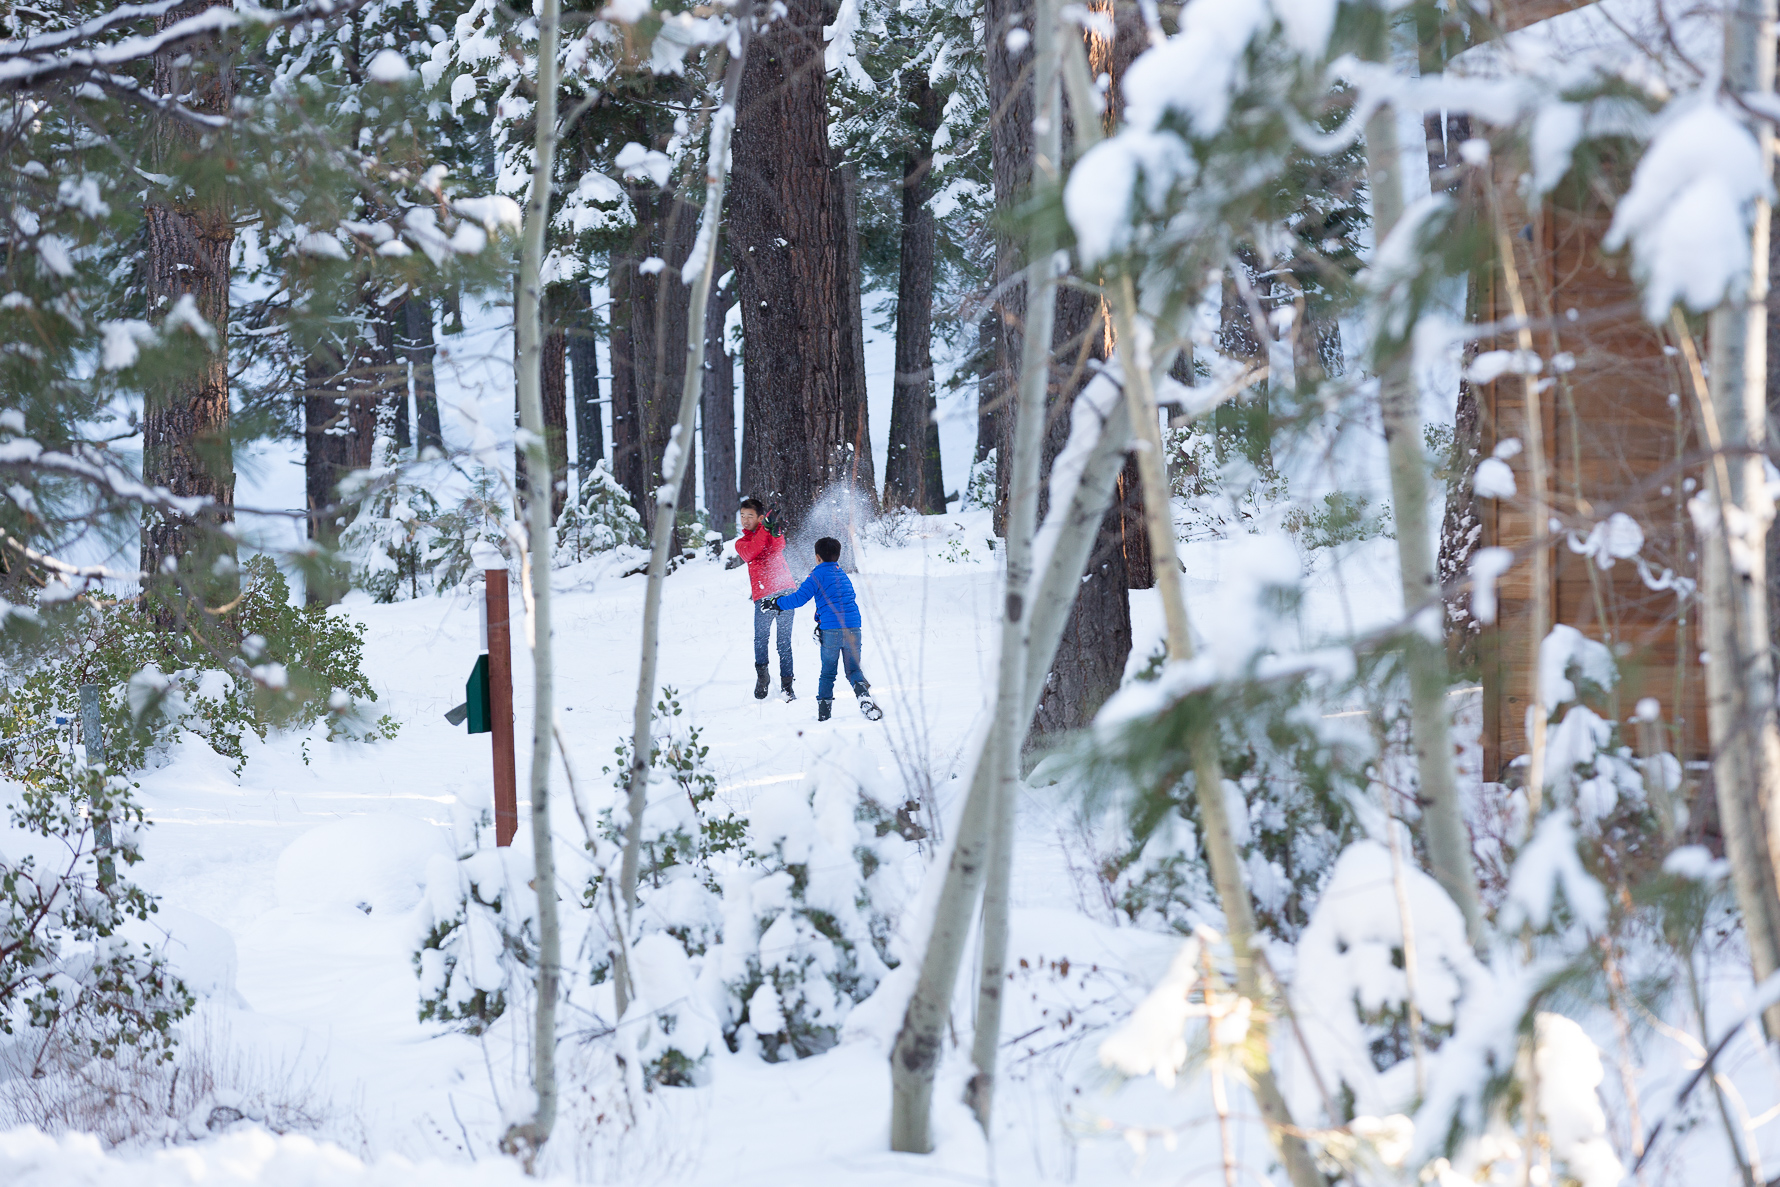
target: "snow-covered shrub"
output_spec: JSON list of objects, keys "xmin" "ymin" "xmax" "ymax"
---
[
  {"xmin": 338, "ymin": 435, "xmax": 442, "ymax": 603},
  {"xmin": 0, "ymin": 753, "xmax": 192, "ymax": 1065},
  {"xmin": 426, "ymin": 472, "xmax": 514, "ymax": 593},
  {"xmin": 1, "ymin": 556, "xmax": 388, "ymax": 782},
  {"xmin": 1088, "ymin": 666, "xmax": 1368, "ymax": 941},
  {"xmin": 866, "ymin": 505, "xmax": 917, "ymax": 548},
  {"xmin": 412, "ymin": 798, "xmax": 536, "ymax": 1036},
  {"xmin": 555, "ymin": 461, "xmax": 644, "ymax": 566},
  {"xmin": 960, "ymin": 448, "xmax": 996, "ymax": 511},
  {"xmin": 1282, "ymin": 491, "xmax": 1391, "ymax": 551}
]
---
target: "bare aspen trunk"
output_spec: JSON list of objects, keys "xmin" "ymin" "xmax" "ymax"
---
[
  {"xmin": 501, "ymin": 0, "xmax": 563, "ymax": 1165},
  {"xmin": 1359, "ymin": 54, "xmax": 1482, "ymax": 945},
  {"xmin": 1055, "ymin": 34, "xmax": 1321, "ymax": 1185},
  {"xmin": 890, "ymin": 394, "xmax": 1133, "ymax": 1153},
  {"xmin": 618, "ymin": 17, "xmax": 753, "ymax": 1015},
  {"xmin": 1488, "ymin": 207, "xmax": 1551, "ymax": 819},
  {"xmin": 1691, "ymin": 0, "xmax": 1780, "ymax": 1039},
  {"xmin": 967, "ymin": 0, "xmax": 1061, "ymax": 1128}
]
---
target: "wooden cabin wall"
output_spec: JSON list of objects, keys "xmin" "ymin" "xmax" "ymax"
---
[{"xmin": 1474, "ymin": 180, "xmax": 1706, "ymax": 783}]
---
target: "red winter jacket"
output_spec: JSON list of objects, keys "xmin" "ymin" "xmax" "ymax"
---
[{"xmin": 736, "ymin": 526, "xmax": 795, "ymax": 601}]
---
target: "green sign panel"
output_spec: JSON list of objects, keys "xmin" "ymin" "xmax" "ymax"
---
[{"xmin": 465, "ymin": 654, "xmax": 491, "ymax": 734}]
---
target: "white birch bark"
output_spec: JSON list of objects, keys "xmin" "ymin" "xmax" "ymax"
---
[
  {"xmin": 1695, "ymin": 0, "xmax": 1780, "ymax": 1037},
  {"xmin": 1053, "ymin": 34, "xmax": 1322, "ymax": 1187},
  {"xmin": 965, "ymin": 0, "xmax": 1061, "ymax": 1129},
  {"xmin": 501, "ymin": 0, "xmax": 562, "ymax": 1163},
  {"xmin": 889, "ymin": 393, "xmax": 1132, "ymax": 1153},
  {"xmin": 1358, "ymin": 42, "xmax": 1482, "ymax": 944},
  {"xmin": 616, "ymin": 11, "xmax": 753, "ymax": 1020}
]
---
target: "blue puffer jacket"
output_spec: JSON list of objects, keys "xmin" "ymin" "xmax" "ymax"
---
[{"xmin": 775, "ymin": 562, "xmax": 861, "ymax": 630}]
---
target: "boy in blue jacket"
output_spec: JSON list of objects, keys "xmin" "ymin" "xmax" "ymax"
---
[{"xmin": 764, "ymin": 537, "xmax": 882, "ymax": 722}]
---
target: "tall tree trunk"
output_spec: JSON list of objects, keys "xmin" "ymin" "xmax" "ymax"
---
[
  {"xmin": 1360, "ymin": 23, "xmax": 1482, "ymax": 944},
  {"xmin": 501, "ymin": 0, "xmax": 563, "ymax": 1164},
  {"xmin": 1700, "ymin": 0, "xmax": 1780, "ymax": 1038},
  {"xmin": 985, "ymin": 0, "xmax": 1033, "ymax": 537},
  {"xmin": 969, "ymin": 0, "xmax": 1060, "ymax": 1129},
  {"xmin": 891, "ymin": 383, "xmax": 1135, "ymax": 1153},
  {"xmin": 731, "ymin": 0, "xmax": 870, "ymax": 532},
  {"xmin": 627, "ymin": 186, "xmax": 700, "ymax": 528},
  {"xmin": 702, "ymin": 269, "xmax": 739, "ymax": 534},
  {"xmin": 885, "ymin": 73, "xmax": 943, "ymax": 513},
  {"xmin": 1026, "ymin": 5, "xmax": 1147, "ymax": 741},
  {"xmin": 400, "ymin": 296, "xmax": 443, "ymax": 455},
  {"xmin": 301, "ymin": 332, "xmax": 380, "ymax": 607},
  {"xmin": 619, "ymin": 19, "xmax": 754, "ymax": 1018},
  {"xmin": 543, "ymin": 314, "xmax": 570, "ymax": 521},
  {"xmin": 608, "ymin": 255, "xmax": 646, "ymax": 513},
  {"xmin": 140, "ymin": 0, "xmax": 236, "ymax": 625},
  {"xmin": 570, "ymin": 282, "xmax": 605, "ymax": 479}
]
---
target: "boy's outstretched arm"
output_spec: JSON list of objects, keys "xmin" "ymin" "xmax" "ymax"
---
[{"xmin": 775, "ymin": 572, "xmax": 818, "ymax": 611}]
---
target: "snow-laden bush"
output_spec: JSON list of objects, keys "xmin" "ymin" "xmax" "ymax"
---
[
  {"xmin": 555, "ymin": 462, "xmax": 644, "ymax": 566},
  {"xmin": 412, "ymin": 694, "xmax": 924, "ymax": 1086},
  {"xmin": 426, "ymin": 472, "xmax": 514, "ymax": 593},
  {"xmin": 960, "ymin": 448, "xmax": 996, "ymax": 511},
  {"xmin": 412, "ymin": 798, "xmax": 535, "ymax": 1036},
  {"xmin": 1, "ymin": 557, "xmax": 390, "ymax": 782},
  {"xmin": 338, "ymin": 434, "xmax": 442, "ymax": 603}
]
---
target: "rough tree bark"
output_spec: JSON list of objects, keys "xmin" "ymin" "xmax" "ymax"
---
[
  {"xmin": 140, "ymin": 0, "xmax": 236, "ymax": 623},
  {"xmin": 301, "ymin": 325, "xmax": 383, "ymax": 607},
  {"xmin": 702, "ymin": 266, "xmax": 739, "ymax": 533},
  {"xmin": 608, "ymin": 257, "xmax": 646, "ymax": 512},
  {"xmin": 625, "ymin": 186, "xmax": 700, "ymax": 527},
  {"xmin": 570, "ymin": 283, "xmax": 605, "ymax": 480},
  {"xmin": 986, "ymin": 0, "xmax": 1034, "ymax": 537},
  {"xmin": 400, "ymin": 296, "xmax": 443, "ymax": 455},
  {"xmin": 619, "ymin": 17, "xmax": 754, "ymax": 1017},
  {"xmin": 544, "ymin": 315, "xmax": 569, "ymax": 520},
  {"xmin": 885, "ymin": 73, "xmax": 944, "ymax": 512},
  {"xmin": 731, "ymin": 0, "xmax": 870, "ymax": 530},
  {"xmin": 501, "ymin": 0, "xmax": 563, "ymax": 1163}
]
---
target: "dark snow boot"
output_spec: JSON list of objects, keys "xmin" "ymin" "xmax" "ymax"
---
[
  {"xmin": 781, "ymin": 678, "xmax": 796, "ymax": 703},
  {"xmin": 854, "ymin": 683, "xmax": 883, "ymax": 722},
  {"xmin": 818, "ymin": 699, "xmax": 833, "ymax": 722},
  {"xmin": 753, "ymin": 665, "xmax": 770, "ymax": 700}
]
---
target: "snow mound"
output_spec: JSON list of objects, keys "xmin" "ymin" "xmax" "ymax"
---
[
  {"xmin": 274, "ymin": 815, "xmax": 451, "ymax": 916},
  {"xmin": 119, "ymin": 906, "xmax": 240, "ymax": 1004},
  {"xmin": 0, "ymin": 1126, "xmax": 570, "ymax": 1185}
]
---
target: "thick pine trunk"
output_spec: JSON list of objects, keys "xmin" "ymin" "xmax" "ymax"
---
[
  {"xmin": 543, "ymin": 318, "xmax": 569, "ymax": 520},
  {"xmin": 885, "ymin": 74, "xmax": 943, "ymax": 512},
  {"xmin": 608, "ymin": 256, "xmax": 646, "ymax": 513},
  {"xmin": 400, "ymin": 296, "xmax": 443, "ymax": 455},
  {"xmin": 985, "ymin": 0, "xmax": 1033, "ymax": 537},
  {"xmin": 702, "ymin": 272, "xmax": 739, "ymax": 533},
  {"xmin": 731, "ymin": 0, "xmax": 870, "ymax": 531},
  {"xmin": 301, "ymin": 335, "xmax": 380, "ymax": 607},
  {"xmin": 625, "ymin": 187, "xmax": 700, "ymax": 527},
  {"xmin": 140, "ymin": 0, "xmax": 236, "ymax": 623},
  {"xmin": 570, "ymin": 282, "xmax": 605, "ymax": 478}
]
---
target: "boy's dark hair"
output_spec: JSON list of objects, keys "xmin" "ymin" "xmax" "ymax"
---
[
  {"xmin": 739, "ymin": 497, "xmax": 765, "ymax": 514},
  {"xmin": 814, "ymin": 537, "xmax": 842, "ymax": 563}
]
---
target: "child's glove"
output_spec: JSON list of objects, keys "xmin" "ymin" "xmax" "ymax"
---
[{"xmin": 760, "ymin": 596, "xmax": 781, "ymax": 613}]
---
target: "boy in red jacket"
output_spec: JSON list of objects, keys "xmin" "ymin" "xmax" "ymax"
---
[{"xmin": 735, "ymin": 498, "xmax": 797, "ymax": 701}]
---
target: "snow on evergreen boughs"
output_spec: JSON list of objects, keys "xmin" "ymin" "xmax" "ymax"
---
[
  {"xmin": 425, "ymin": 472, "xmax": 514, "ymax": 593},
  {"xmin": 554, "ymin": 462, "xmax": 646, "ymax": 567},
  {"xmin": 339, "ymin": 430, "xmax": 443, "ymax": 603}
]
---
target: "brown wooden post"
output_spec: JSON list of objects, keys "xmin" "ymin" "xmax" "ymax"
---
[{"xmin": 486, "ymin": 568, "xmax": 519, "ymax": 846}]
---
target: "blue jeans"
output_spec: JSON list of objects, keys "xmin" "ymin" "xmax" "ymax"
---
[
  {"xmin": 754, "ymin": 592, "xmax": 794, "ymax": 679},
  {"xmin": 818, "ymin": 628, "xmax": 867, "ymax": 700}
]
